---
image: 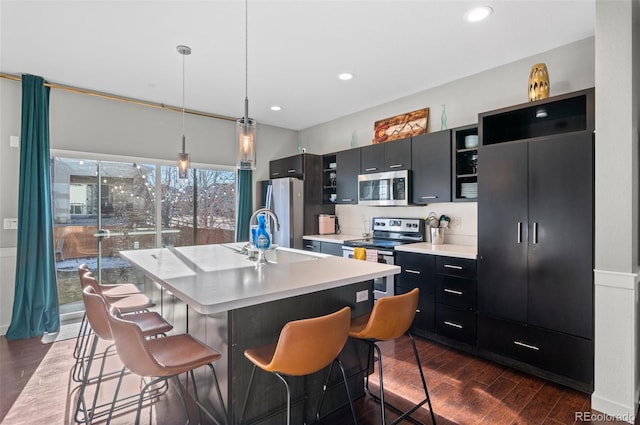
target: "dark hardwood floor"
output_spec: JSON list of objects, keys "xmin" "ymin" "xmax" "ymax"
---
[{"xmin": 1, "ymin": 331, "xmax": 637, "ymax": 425}]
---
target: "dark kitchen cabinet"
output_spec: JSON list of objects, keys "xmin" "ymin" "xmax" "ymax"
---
[
  {"xmin": 477, "ymin": 88, "xmax": 595, "ymax": 390},
  {"xmin": 360, "ymin": 137, "xmax": 412, "ymax": 174},
  {"xmin": 302, "ymin": 239, "xmax": 343, "ymax": 256},
  {"xmin": 335, "ymin": 148, "xmax": 360, "ymax": 204},
  {"xmin": 269, "ymin": 154, "xmax": 304, "ymax": 179},
  {"xmin": 395, "ymin": 252, "xmax": 435, "ymax": 334},
  {"xmin": 434, "ymin": 256, "xmax": 477, "ymax": 345},
  {"xmin": 411, "ymin": 130, "xmax": 451, "ymax": 203}
]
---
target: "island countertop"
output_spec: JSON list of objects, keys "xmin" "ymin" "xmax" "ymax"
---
[{"xmin": 120, "ymin": 244, "xmax": 400, "ymax": 315}]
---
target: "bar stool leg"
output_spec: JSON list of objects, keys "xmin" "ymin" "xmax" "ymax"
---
[
  {"xmin": 239, "ymin": 364, "xmax": 257, "ymax": 424},
  {"xmin": 274, "ymin": 373, "xmax": 292, "ymax": 425},
  {"xmin": 409, "ymin": 333, "xmax": 436, "ymax": 425},
  {"xmin": 315, "ymin": 359, "xmax": 358, "ymax": 424}
]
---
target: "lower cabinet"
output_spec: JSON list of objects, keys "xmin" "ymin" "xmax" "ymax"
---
[
  {"xmin": 434, "ymin": 256, "xmax": 477, "ymax": 345},
  {"xmin": 394, "ymin": 252, "xmax": 436, "ymax": 334},
  {"xmin": 478, "ymin": 314, "xmax": 593, "ymax": 387},
  {"xmin": 302, "ymin": 239, "xmax": 343, "ymax": 256}
]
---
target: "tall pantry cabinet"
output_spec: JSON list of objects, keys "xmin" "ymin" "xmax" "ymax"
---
[{"xmin": 476, "ymin": 89, "xmax": 595, "ymax": 391}]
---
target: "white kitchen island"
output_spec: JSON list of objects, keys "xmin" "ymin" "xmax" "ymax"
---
[{"xmin": 120, "ymin": 243, "xmax": 400, "ymax": 425}]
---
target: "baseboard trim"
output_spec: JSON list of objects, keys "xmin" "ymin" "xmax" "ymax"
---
[{"xmin": 591, "ymin": 393, "xmax": 637, "ymax": 424}]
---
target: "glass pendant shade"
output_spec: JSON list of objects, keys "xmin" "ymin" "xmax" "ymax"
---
[
  {"xmin": 237, "ymin": 117, "xmax": 256, "ymax": 170},
  {"xmin": 178, "ymin": 135, "xmax": 189, "ymax": 179}
]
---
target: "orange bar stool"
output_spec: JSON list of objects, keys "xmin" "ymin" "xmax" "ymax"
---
[
  {"xmin": 78, "ymin": 263, "xmax": 143, "ymax": 296},
  {"xmin": 106, "ymin": 305, "xmax": 227, "ymax": 425},
  {"xmin": 75, "ymin": 286, "xmax": 173, "ymax": 424},
  {"xmin": 73, "ymin": 272, "xmax": 156, "ymax": 383},
  {"xmin": 239, "ymin": 306, "xmax": 357, "ymax": 425},
  {"xmin": 348, "ymin": 288, "xmax": 436, "ymax": 425},
  {"xmin": 73, "ymin": 265, "xmax": 145, "ymax": 374}
]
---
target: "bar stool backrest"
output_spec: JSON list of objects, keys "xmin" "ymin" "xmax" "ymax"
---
[
  {"xmin": 106, "ymin": 306, "xmax": 167, "ymax": 377},
  {"xmin": 80, "ymin": 271, "xmax": 104, "ymax": 296},
  {"xmin": 81, "ymin": 286, "xmax": 114, "ymax": 341},
  {"xmin": 358, "ymin": 288, "xmax": 419, "ymax": 341},
  {"xmin": 267, "ymin": 306, "xmax": 351, "ymax": 376}
]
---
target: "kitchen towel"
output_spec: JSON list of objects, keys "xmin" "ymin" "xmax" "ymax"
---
[
  {"xmin": 354, "ymin": 247, "xmax": 366, "ymax": 260},
  {"xmin": 366, "ymin": 249, "xmax": 378, "ymax": 262}
]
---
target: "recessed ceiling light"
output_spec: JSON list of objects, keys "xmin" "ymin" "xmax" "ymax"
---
[
  {"xmin": 338, "ymin": 73, "xmax": 354, "ymax": 81},
  {"xmin": 464, "ymin": 6, "xmax": 493, "ymax": 22},
  {"xmin": 270, "ymin": 105, "xmax": 282, "ymax": 111}
]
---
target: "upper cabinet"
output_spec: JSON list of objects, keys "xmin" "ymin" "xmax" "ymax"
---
[
  {"xmin": 411, "ymin": 130, "xmax": 451, "ymax": 204},
  {"xmin": 360, "ymin": 137, "xmax": 412, "ymax": 174},
  {"xmin": 269, "ymin": 154, "xmax": 304, "ymax": 179},
  {"xmin": 452, "ymin": 125, "xmax": 479, "ymax": 202},
  {"xmin": 335, "ymin": 148, "xmax": 360, "ymax": 204}
]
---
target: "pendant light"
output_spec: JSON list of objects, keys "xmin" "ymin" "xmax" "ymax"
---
[
  {"xmin": 237, "ymin": 0, "xmax": 256, "ymax": 170},
  {"xmin": 177, "ymin": 44, "xmax": 191, "ymax": 179}
]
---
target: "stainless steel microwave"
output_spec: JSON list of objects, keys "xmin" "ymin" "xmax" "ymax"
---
[{"xmin": 358, "ymin": 170, "xmax": 410, "ymax": 206}]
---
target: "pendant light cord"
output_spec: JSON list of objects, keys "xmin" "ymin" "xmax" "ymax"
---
[
  {"xmin": 182, "ymin": 50, "xmax": 186, "ymax": 148},
  {"xmin": 244, "ymin": 0, "xmax": 249, "ymax": 122}
]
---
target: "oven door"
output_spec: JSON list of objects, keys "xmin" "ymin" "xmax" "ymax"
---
[{"xmin": 342, "ymin": 246, "xmax": 395, "ymax": 300}]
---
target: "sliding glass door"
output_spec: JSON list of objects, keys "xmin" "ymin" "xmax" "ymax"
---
[
  {"xmin": 51, "ymin": 155, "xmax": 236, "ymax": 317},
  {"xmin": 52, "ymin": 157, "xmax": 156, "ymax": 315}
]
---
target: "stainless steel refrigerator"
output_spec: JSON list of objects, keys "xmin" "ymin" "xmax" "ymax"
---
[{"xmin": 266, "ymin": 177, "xmax": 306, "ymax": 249}]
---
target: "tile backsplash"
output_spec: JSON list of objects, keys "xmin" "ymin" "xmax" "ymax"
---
[{"xmin": 335, "ymin": 202, "xmax": 477, "ymax": 246}]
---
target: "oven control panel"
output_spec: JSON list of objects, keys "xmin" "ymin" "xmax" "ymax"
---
[{"xmin": 372, "ymin": 217, "xmax": 423, "ymax": 234}]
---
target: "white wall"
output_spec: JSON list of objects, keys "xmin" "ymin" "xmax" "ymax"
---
[
  {"xmin": 0, "ymin": 77, "xmax": 298, "ymax": 333},
  {"xmin": 300, "ymin": 37, "xmax": 596, "ymax": 248}
]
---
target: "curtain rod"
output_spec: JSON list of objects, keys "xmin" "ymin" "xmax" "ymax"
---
[{"xmin": 0, "ymin": 72, "xmax": 237, "ymax": 122}]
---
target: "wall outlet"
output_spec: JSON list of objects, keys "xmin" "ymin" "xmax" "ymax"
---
[
  {"xmin": 133, "ymin": 241, "xmax": 140, "ymax": 249},
  {"xmin": 9, "ymin": 136, "xmax": 19, "ymax": 148},
  {"xmin": 3, "ymin": 218, "xmax": 18, "ymax": 230},
  {"xmin": 356, "ymin": 290, "xmax": 369, "ymax": 303}
]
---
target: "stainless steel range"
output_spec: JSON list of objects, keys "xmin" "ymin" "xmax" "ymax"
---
[{"xmin": 342, "ymin": 217, "xmax": 425, "ymax": 300}]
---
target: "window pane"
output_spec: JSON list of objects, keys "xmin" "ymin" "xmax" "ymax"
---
[{"xmin": 196, "ymin": 169, "xmax": 236, "ymax": 244}]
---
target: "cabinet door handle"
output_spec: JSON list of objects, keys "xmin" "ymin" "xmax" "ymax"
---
[
  {"xmin": 416, "ymin": 309, "xmax": 421, "ymax": 313},
  {"xmin": 443, "ymin": 264, "xmax": 463, "ymax": 270},
  {"xmin": 272, "ymin": 172, "xmax": 280, "ymax": 176},
  {"xmin": 341, "ymin": 198, "xmax": 353, "ymax": 202},
  {"xmin": 421, "ymin": 196, "xmax": 438, "ymax": 199},
  {"xmin": 444, "ymin": 321, "xmax": 463, "ymax": 329},
  {"xmin": 444, "ymin": 288, "xmax": 463, "ymax": 295},
  {"xmin": 533, "ymin": 222, "xmax": 538, "ymax": 244},
  {"xmin": 514, "ymin": 340, "xmax": 540, "ymax": 351},
  {"xmin": 305, "ymin": 244, "xmax": 316, "ymax": 249},
  {"xmin": 389, "ymin": 164, "xmax": 403, "ymax": 168},
  {"xmin": 288, "ymin": 169, "xmax": 297, "ymax": 173},
  {"xmin": 517, "ymin": 222, "xmax": 522, "ymax": 244},
  {"xmin": 365, "ymin": 167, "xmax": 378, "ymax": 172},
  {"xmin": 405, "ymin": 269, "xmax": 421, "ymax": 275}
]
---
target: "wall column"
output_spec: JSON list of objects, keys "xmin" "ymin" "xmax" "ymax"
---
[{"xmin": 592, "ymin": 1, "xmax": 639, "ymax": 422}]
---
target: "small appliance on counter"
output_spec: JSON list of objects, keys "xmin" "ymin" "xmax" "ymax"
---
[{"xmin": 319, "ymin": 214, "xmax": 337, "ymax": 235}]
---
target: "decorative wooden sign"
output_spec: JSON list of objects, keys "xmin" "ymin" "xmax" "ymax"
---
[{"xmin": 372, "ymin": 108, "xmax": 429, "ymax": 144}]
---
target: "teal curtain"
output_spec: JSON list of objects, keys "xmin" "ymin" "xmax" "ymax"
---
[
  {"xmin": 235, "ymin": 169, "xmax": 253, "ymax": 242},
  {"xmin": 7, "ymin": 75, "xmax": 60, "ymax": 340}
]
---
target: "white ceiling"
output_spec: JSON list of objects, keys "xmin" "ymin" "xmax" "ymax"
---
[{"xmin": 0, "ymin": 0, "xmax": 595, "ymax": 131}]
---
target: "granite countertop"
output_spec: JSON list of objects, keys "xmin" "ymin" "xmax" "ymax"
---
[
  {"xmin": 303, "ymin": 234, "xmax": 363, "ymax": 243},
  {"xmin": 394, "ymin": 242, "xmax": 477, "ymax": 259},
  {"xmin": 120, "ymin": 243, "xmax": 399, "ymax": 315}
]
